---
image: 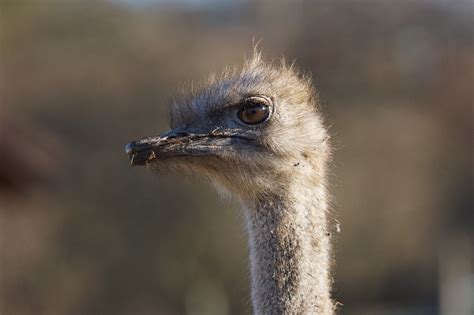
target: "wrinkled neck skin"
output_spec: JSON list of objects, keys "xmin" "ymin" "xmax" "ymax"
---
[{"xmin": 241, "ymin": 166, "xmax": 334, "ymax": 315}]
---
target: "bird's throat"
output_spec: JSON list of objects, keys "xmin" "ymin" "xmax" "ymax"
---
[{"xmin": 243, "ymin": 180, "xmax": 334, "ymax": 314}]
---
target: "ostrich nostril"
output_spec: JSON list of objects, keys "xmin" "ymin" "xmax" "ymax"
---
[
  {"xmin": 162, "ymin": 130, "xmax": 189, "ymax": 139},
  {"xmin": 168, "ymin": 132, "xmax": 188, "ymax": 139}
]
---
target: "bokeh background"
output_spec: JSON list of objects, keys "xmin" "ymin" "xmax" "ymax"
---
[{"xmin": 1, "ymin": 0, "xmax": 472, "ymax": 314}]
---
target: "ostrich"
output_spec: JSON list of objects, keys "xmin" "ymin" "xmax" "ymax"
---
[{"xmin": 125, "ymin": 53, "xmax": 334, "ymax": 314}]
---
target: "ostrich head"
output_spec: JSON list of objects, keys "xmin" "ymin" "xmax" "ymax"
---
[
  {"xmin": 125, "ymin": 53, "xmax": 335, "ymax": 314},
  {"xmin": 125, "ymin": 53, "xmax": 329, "ymax": 204}
]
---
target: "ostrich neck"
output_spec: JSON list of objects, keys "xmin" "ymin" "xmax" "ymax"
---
[{"xmin": 243, "ymin": 175, "xmax": 333, "ymax": 315}]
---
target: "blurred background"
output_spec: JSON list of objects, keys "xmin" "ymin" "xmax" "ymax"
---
[{"xmin": 1, "ymin": 0, "xmax": 472, "ymax": 314}]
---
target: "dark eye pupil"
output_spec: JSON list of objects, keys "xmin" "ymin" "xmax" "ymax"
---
[{"xmin": 238, "ymin": 100, "xmax": 270, "ymax": 125}]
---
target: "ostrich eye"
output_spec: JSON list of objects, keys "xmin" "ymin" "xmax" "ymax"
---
[{"xmin": 237, "ymin": 96, "xmax": 271, "ymax": 125}]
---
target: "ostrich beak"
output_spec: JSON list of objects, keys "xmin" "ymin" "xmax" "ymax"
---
[{"xmin": 125, "ymin": 128, "xmax": 253, "ymax": 166}]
